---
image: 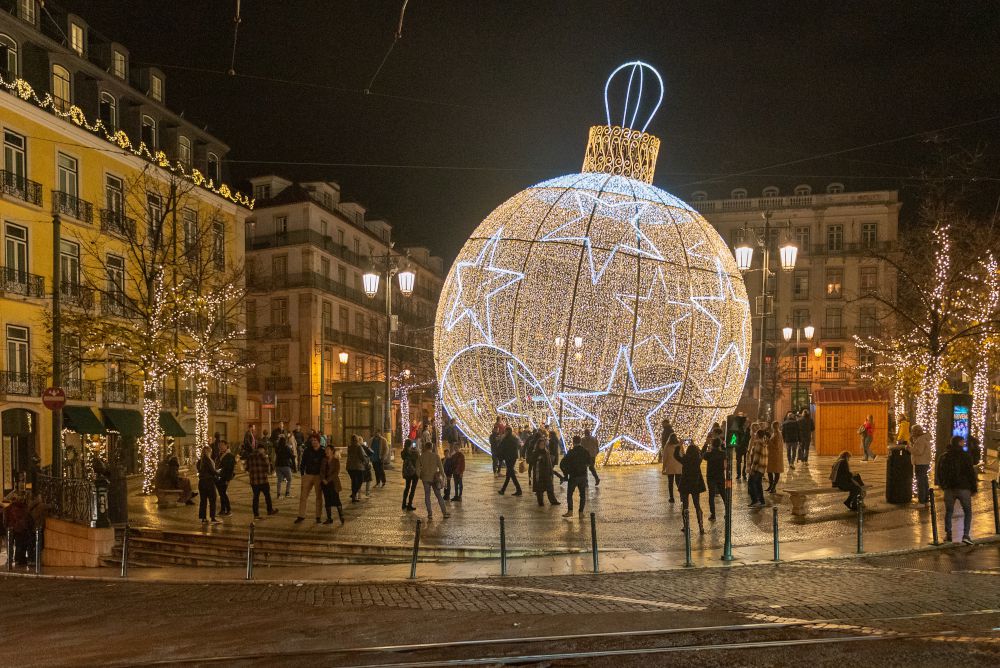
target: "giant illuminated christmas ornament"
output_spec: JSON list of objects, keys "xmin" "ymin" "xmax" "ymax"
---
[{"xmin": 434, "ymin": 62, "xmax": 751, "ymax": 464}]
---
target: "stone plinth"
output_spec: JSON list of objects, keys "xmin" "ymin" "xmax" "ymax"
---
[{"xmin": 43, "ymin": 517, "xmax": 115, "ymax": 567}]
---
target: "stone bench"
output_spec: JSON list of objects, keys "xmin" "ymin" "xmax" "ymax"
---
[
  {"xmin": 785, "ymin": 485, "xmax": 881, "ymax": 516},
  {"xmin": 154, "ymin": 488, "xmax": 187, "ymax": 508}
]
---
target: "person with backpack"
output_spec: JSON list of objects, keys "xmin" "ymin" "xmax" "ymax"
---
[
  {"xmin": 580, "ymin": 427, "xmax": 601, "ymax": 486},
  {"xmin": 936, "ymin": 435, "xmax": 979, "ymax": 544},
  {"xmin": 831, "ymin": 450, "xmax": 866, "ymax": 511},
  {"xmin": 400, "ymin": 439, "xmax": 419, "ymax": 511},
  {"xmin": 2, "ymin": 493, "xmax": 32, "ymax": 566}
]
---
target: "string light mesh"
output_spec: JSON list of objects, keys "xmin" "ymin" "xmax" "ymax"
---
[{"xmin": 434, "ymin": 62, "xmax": 751, "ymax": 462}]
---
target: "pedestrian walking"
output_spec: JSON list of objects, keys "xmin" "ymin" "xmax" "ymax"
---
[
  {"xmin": 215, "ymin": 440, "xmax": 235, "ymax": 516},
  {"xmin": 547, "ymin": 427, "xmax": 562, "ymax": 466},
  {"xmin": 489, "ymin": 418, "xmax": 504, "ymax": 477},
  {"xmin": 781, "ymin": 412, "xmax": 800, "ymax": 470},
  {"xmin": 417, "ymin": 441, "xmax": 450, "ymax": 520},
  {"xmin": 369, "ymin": 430, "xmax": 388, "ymax": 487},
  {"xmin": 659, "ymin": 419, "xmax": 675, "ymax": 474},
  {"xmin": 2, "ymin": 493, "xmax": 32, "ymax": 565},
  {"xmin": 702, "ymin": 436, "xmax": 726, "ymax": 521},
  {"xmin": 292, "ymin": 423, "xmax": 306, "ymax": 462},
  {"xmin": 294, "ymin": 436, "xmax": 324, "ymax": 524},
  {"xmin": 580, "ymin": 427, "xmax": 601, "ymax": 486},
  {"xmin": 662, "ymin": 433, "xmax": 683, "ymax": 502},
  {"xmin": 735, "ymin": 415, "xmax": 750, "ymax": 480},
  {"xmin": 320, "ymin": 444, "xmax": 345, "ymax": 525},
  {"xmin": 274, "ymin": 435, "xmax": 295, "ymax": 499},
  {"xmin": 908, "ymin": 424, "xmax": 932, "ymax": 505},
  {"xmin": 444, "ymin": 442, "xmax": 465, "ymax": 501},
  {"xmin": 361, "ymin": 439, "xmax": 375, "ymax": 497},
  {"xmin": 559, "ymin": 436, "xmax": 590, "ymax": 517},
  {"xmin": 532, "ymin": 440, "xmax": 561, "ymax": 507},
  {"xmin": 797, "ymin": 408, "xmax": 813, "ymax": 463},
  {"xmin": 241, "ymin": 424, "xmax": 257, "ymax": 462},
  {"xmin": 346, "ymin": 434, "xmax": 367, "ymax": 502},
  {"xmin": 936, "ymin": 435, "xmax": 978, "ymax": 544},
  {"xmin": 195, "ymin": 446, "xmax": 220, "ymax": 524},
  {"xmin": 675, "ymin": 441, "xmax": 706, "ymax": 534},
  {"xmin": 830, "ymin": 451, "xmax": 866, "ymax": 511},
  {"xmin": 497, "ymin": 426, "xmax": 523, "ymax": 496},
  {"xmin": 765, "ymin": 421, "xmax": 785, "ymax": 493},
  {"xmin": 401, "ymin": 439, "xmax": 419, "ymax": 511},
  {"xmin": 746, "ymin": 426, "xmax": 768, "ymax": 508},
  {"xmin": 246, "ymin": 443, "xmax": 278, "ymax": 519},
  {"xmin": 860, "ymin": 414, "xmax": 876, "ymax": 461}
]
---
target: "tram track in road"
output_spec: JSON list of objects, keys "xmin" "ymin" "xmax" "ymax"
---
[{"xmin": 120, "ymin": 611, "xmax": 999, "ymax": 667}]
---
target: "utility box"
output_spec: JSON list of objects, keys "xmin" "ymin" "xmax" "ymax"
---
[{"xmin": 936, "ymin": 393, "xmax": 973, "ymax": 453}]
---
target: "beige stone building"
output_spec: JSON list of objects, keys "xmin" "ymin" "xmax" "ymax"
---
[
  {"xmin": 245, "ymin": 176, "xmax": 442, "ymax": 447},
  {"xmin": 692, "ymin": 183, "xmax": 900, "ymax": 418}
]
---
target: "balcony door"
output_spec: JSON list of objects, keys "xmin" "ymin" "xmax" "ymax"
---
[{"xmin": 5, "ymin": 325, "xmax": 29, "ymax": 385}]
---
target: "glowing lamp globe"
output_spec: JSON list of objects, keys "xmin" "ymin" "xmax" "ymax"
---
[{"xmin": 434, "ymin": 62, "xmax": 752, "ymax": 464}]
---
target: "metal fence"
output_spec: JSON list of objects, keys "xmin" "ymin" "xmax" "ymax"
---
[{"xmin": 34, "ymin": 474, "xmax": 95, "ymax": 525}]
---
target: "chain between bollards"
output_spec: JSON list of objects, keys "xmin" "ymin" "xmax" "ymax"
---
[
  {"xmin": 683, "ymin": 503, "xmax": 693, "ymax": 567},
  {"xmin": 929, "ymin": 491, "xmax": 941, "ymax": 546},
  {"xmin": 34, "ymin": 527, "xmax": 41, "ymax": 575},
  {"xmin": 409, "ymin": 519, "xmax": 422, "ymax": 580},
  {"xmin": 992, "ymin": 480, "xmax": 999, "ymax": 535},
  {"xmin": 856, "ymin": 497, "xmax": 864, "ymax": 554},
  {"xmin": 245, "ymin": 523, "xmax": 255, "ymax": 581},
  {"xmin": 771, "ymin": 506, "xmax": 780, "ymax": 562},
  {"xmin": 590, "ymin": 512, "xmax": 599, "ymax": 573},
  {"xmin": 499, "ymin": 515, "xmax": 507, "ymax": 576},
  {"xmin": 120, "ymin": 522, "xmax": 130, "ymax": 578}
]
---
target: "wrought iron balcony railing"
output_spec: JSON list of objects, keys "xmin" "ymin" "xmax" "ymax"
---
[
  {"xmin": 100, "ymin": 208, "xmax": 137, "ymax": 239},
  {"xmin": 0, "ymin": 370, "xmax": 45, "ymax": 397},
  {"xmin": 0, "ymin": 170, "xmax": 42, "ymax": 206},
  {"xmin": 52, "ymin": 190, "xmax": 94, "ymax": 223},
  {"xmin": 63, "ymin": 378, "xmax": 97, "ymax": 401},
  {"xmin": 60, "ymin": 281, "xmax": 95, "ymax": 309},
  {"xmin": 102, "ymin": 380, "xmax": 140, "ymax": 404},
  {"xmin": 0, "ymin": 266, "xmax": 45, "ymax": 298}
]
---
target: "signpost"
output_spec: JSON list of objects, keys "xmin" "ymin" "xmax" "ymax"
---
[
  {"xmin": 42, "ymin": 387, "xmax": 66, "ymax": 411},
  {"xmin": 722, "ymin": 413, "xmax": 747, "ymax": 562},
  {"xmin": 261, "ymin": 391, "xmax": 276, "ymax": 437}
]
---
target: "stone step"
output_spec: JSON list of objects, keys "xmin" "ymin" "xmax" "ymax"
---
[{"xmin": 122, "ymin": 536, "xmax": 412, "ymax": 565}]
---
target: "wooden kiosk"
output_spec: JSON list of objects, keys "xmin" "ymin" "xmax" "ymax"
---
[{"xmin": 813, "ymin": 388, "xmax": 890, "ymax": 457}]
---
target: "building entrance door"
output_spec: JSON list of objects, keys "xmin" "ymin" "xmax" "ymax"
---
[
  {"xmin": 343, "ymin": 394, "xmax": 375, "ymax": 445},
  {"xmin": 1, "ymin": 408, "xmax": 37, "ymax": 493}
]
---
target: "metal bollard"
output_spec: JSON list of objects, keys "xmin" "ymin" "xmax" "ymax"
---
[
  {"xmin": 499, "ymin": 515, "xmax": 507, "ymax": 576},
  {"xmin": 683, "ymin": 504, "xmax": 693, "ymax": 567},
  {"xmin": 120, "ymin": 522, "xmax": 130, "ymax": 578},
  {"xmin": 409, "ymin": 519, "xmax": 422, "ymax": 580},
  {"xmin": 590, "ymin": 512, "xmax": 599, "ymax": 573},
  {"xmin": 929, "ymin": 492, "xmax": 941, "ymax": 546},
  {"xmin": 992, "ymin": 481, "xmax": 999, "ymax": 535},
  {"xmin": 245, "ymin": 523, "xmax": 255, "ymax": 581},
  {"xmin": 5, "ymin": 529, "xmax": 11, "ymax": 572},
  {"xmin": 34, "ymin": 527, "xmax": 42, "ymax": 575},
  {"xmin": 772, "ymin": 506, "xmax": 780, "ymax": 562},
  {"xmin": 856, "ymin": 498, "xmax": 864, "ymax": 554}
]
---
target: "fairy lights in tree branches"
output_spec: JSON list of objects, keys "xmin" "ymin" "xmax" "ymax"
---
[
  {"xmin": 434, "ymin": 62, "xmax": 751, "ymax": 463},
  {"xmin": 0, "ymin": 73, "xmax": 254, "ymax": 208}
]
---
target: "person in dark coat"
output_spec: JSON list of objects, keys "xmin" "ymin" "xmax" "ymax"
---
[
  {"xmin": 525, "ymin": 427, "xmax": 545, "ymax": 490},
  {"xmin": 195, "ymin": 446, "xmax": 220, "ymax": 524},
  {"xmin": 560, "ymin": 436, "xmax": 591, "ymax": 517},
  {"xmin": 735, "ymin": 414, "xmax": 750, "ymax": 480},
  {"xmin": 936, "ymin": 436, "xmax": 979, "ymax": 544},
  {"xmin": 702, "ymin": 437, "xmax": 727, "ymax": 521},
  {"xmin": 675, "ymin": 443, "xmax": 706, "ymax": 534},
  {"xmin": 214, "ymin": 440, "xmax": 236, "ymax": 516},
  {"xmin": 531, "ymin": 440, "xmax": 561, "ymax": 507},
  {"xmin": 547, "ymin": 428, "xmax": 561, "ymax": 465},
  {"xmin": 780, "ymin": 412, "xmax": 800, "ymax": 470},
  {"xmin": 797, "ymin": 409, "xmax": 813, "ymax": 463},
  {"xmin": 497, "ymin": 427, "xmax": 522, "ymax": 495},
  {"xmin": 400, "ymin": 439, "xmax": 419, "ymax": 511},
  {"xmin": 831, "ymin": 450, "xmax": 865, "ymax": 511}
]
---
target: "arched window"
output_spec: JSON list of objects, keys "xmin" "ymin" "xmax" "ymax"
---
[
  {"xmin": 0, "ymin": 34, "xmax": 17, "ymax": 78},
  {"xmin": 794, "ymin": 184, "xmax": 812, "ymax": 196},
  {"xmin": 730, "ymin": 188, "xmax": 747, "ymax": 199},
  {"xmin": 826, "ymin": 182, "xmax": 844, "ymax": 194},
  {"xmin": 51, "ymin": 64, "xmax": 71, "ymax": 112},
  {"xmin": 206, "ymin": 152, "xmax": 220, "ymax": 182},
  {"xmin": 140, "ymin": 115, "xmax": 156, "ymax": 149},
  {"xmin": 178, "ymin": 136, "xmax": 192, "ymax": 168},
  {"xmin": 98, "ymin": 91, "xmax": 116, "ymax": 129},
  {"xmin": 691, "ymin": 190, "xmax": 707, "ymax": 201},
  {"xmin": 762, "ymin": 186, "xmax": 779, "ymax": 197}
]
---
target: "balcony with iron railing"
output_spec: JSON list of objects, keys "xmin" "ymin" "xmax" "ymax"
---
[
  {"xmin": 52, "ymin": 190, "xmax": 94, "ymax": 223},
  {"xmin": 100, "ymin": 293, "xmax": 136, "ymax": 318},
  {"xmin": 63, "ymin": 378, "xmax": 97, "ymax": 401},
  {"xmin": 246, "ymin": 229, "xmax": 368, "ymax": 268},
  {"xmin": 100, "ymin": 208, "xmax": 137, "ymax": 239},
  {"xmin": 247, "ymin": 271, "xmax": 369, "ymax": 308},
  {"xmin": 0, "ymin": 170, "xmax": 43, "ymax": 206},
  {"xmin": 0, "ymin": 266, "xmax": 45, "ymax": 298},
  {"xmin": 208, "ymin": 392, "xmax": 238, "ymax": 412},
  {"xmin": 691, "ymin": 190, "xmax": 898, "ymax": 215},
  {"xmin": 60, "ymin": 281, "xmax": 95, "ymax": 309},
  {"xmin": 820, "ymin": 326, "xmax": 846, "ymax": 339},
  {"xmin": 322, "ymin": 326, "xmax": 381, "ymax": 356},
  {"xmin": 0, "ymin": 370, "xmax": 45, "ymax": 397},
  {"xmin": 252, "ymin": 324, "xmax": 292, "ymax": 339},
  {"xmin": 101, "ymin": 380, "xmax": 140, "ymax": 405}
]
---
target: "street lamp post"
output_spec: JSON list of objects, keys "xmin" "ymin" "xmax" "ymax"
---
[
  {"xmin": 782, "ymin": 323, "xmax": 815, "ymax": 413},
  {"xmin": 735, "ymin": 211, "xmax": 798, "ymax": 420},
  {"xmin": 364, "ymin": 246, "xmax": 415, "ymax": 442}
]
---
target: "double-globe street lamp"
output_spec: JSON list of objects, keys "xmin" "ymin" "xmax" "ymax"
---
[
  {"xmin": 782, "ymin": 323, "xmax": 815, "ymax": 413},
  {"xmin": 363, "ymin": 246, "xmax": 415, "ymax": 441},
  {"xmin": 734, "ymin": 210, "xmax": 799, "ymax": 420}
]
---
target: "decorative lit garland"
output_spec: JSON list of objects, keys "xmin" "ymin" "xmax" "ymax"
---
[{"xmin": 0, "ymin": 73, "xmax": 254, "ymax": 209}]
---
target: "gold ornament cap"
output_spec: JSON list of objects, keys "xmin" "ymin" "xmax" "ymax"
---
[{"xmin": 581, "ymin": 61, "xmax": 663, "ymax": 184}]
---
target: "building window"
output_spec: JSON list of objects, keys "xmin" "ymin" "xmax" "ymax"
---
[
  {"xmin": 51, "ymin": 64, "xmax": 71, "ymax": 112},
  {"xmin": 69, "ymin": 23, "xmax": 85, "ymax": 56},
  {"xmin": 794, "ymin": 185, "xmax": 811, "ymax": 196},
  {"xmin": 826, "ymin": 183, "xmax": 845, "ymax": 194},
  {"xmin": 4, "ymin": 129, "xmax": 26, "ymax": 181},
  {"xmin": 825, "ymin": 268, "xmax": 843, "ymax": 299},
  {"xmin": 212, "ymin": 221, "xmax": 224, "ymax": 270},
  {"xmin": 762, "ymin": 186, "xmax": 779, "ymax": 197},
  {"xmin": 826, "ymin": 225, "xmax": 843, "ymax": 252},
  {"xmin": 353, "ymin": 238, "xmax": 360, "ymax": 256},
  {"xmin": 858, "ymin": 305, "xmax": 877, "ymax": 334},
  {"xmin": 0, "ymin": 34, "xmax": 17, "ymax": 77},
  {"xmin": 6, "ymin": 325, "xmax": 29, "ymax": 376},
  {"xmin": 794, "ymin": 226, "xmax": 810, "ymax": 254},
  {"xmin": 98, "ymin": 91, "xmax": 116, "ymax": 129},
  {"xmin": 337, "ymin": 229, "xmax": 345, "ymax": 247},
  {"xmin": 730, "ymin": 188, "xmax": 747, "ymax": 199},
  {"xmin": 824, "ymin": 308, "xmax": 842, "ymax": 337},
  {"xmin": 691, "ymin": 190, "xmax": 707, "ymax": 201},
  {"xmin": 60, "ymin": 239, "xmax": 80, "ymax": 290},
  {"xmin": 320, "ymin": 257, "xmax": 330, "ymax": 277},
  {"xmin": 112, "ymin": 50, "xmax": 127, "ymax": 79},
  {"xmin": 105, "ymin": 174, "xmax": 123, "ymax": 213},
  {"xmin": 824, "ymin": 346, "xmax": 842, "ymax": 372},
  {"xmin": 56, "ymin": 152, "xmax": 78, "ymax": 198},
  {"xmin": 150, "ymin": 74, "xmax": 163, "ymax": 102},
  {"xmin": 4, "ymin": 223, "xmax": 28, "ymax": 275},
  {"xmin": 861, "ymin": 222, "xmax": 878, "ymax": 249},
  {"xmin": 254, "ymin": 184, "xmax": 271, "ymax": 201},
  {"xmin": 792, "ymin": 308, "xmax": 810, "ymax": 328},
  {"xmin": 730, "ymin": 228, "xmax": 746, "ymax": 247},
  {"xmin": 146, "ymin": 192, "xmax": 163, "ymax": 241},
  {"xmin": 792, "ymin": 270, "xmax": 809, "ymax": 300},
  {"xmin": 271, "ymin": 255, "xmax": 287, "ymax": 283},
  {"xmin": 859, "ymin": 266, "xmax": 878, "ymax": 295},
  {"xmin": 178, "ymin": 136, "xmax": 192, "ymax": 168},
  {"xmin": 337, "ymin": 265, "xmax": 346, "ymax": 286},
  {"xmin": 18, "ymin": 0, "xmax": 35, "ymax": 25},
  {"xmin": 246, "ymin": 300, "xmax": 256, "ymax": 331},
  {"xmin": 206, "ymin": 153, "xmax": 219, "ymax": 182},
  {"xmin": 354, "ymin": 312, "xmax": 365, "ymax": 337},
  {"xmin": 181, "ymin": 208, "xmax": 197, "ymax": 255},
  {"xmin": 140, "ymin": 115, "xmax": 156, "ymax": 149},
  {"xmin": 274, "ymin": 215, "xmax": 287, "ymax": 235},
  {"xmin": 106, "ymin": 254, "xmax": 125, "ymax": 303},
  {"xmin": 322, "ymin": 302, "xmax": 332, "ymax": 331},
  {"xmin": 338, "ymin": 306, "xmax": 349, "ymax": 331},
  {"xmin": 858, "ymin": 350, "xmax": 876, "ymax": 370},
  {"xmin": 270, "ymin": 298, "xmax": 288, "ymax": 325}
]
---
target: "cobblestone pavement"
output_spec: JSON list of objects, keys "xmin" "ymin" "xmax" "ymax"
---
[
  {"xmin": 3, "ymin": 546, "xmax": 998, "ymax": 666},
  {"xmin": 129, "ymin": 451, "xmax": 1000, "ymax": 558}
]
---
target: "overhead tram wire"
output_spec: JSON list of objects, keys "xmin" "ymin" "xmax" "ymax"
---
[{"xmin": 365, "ymin": 0, "xmax": 411, "ymax": 95}]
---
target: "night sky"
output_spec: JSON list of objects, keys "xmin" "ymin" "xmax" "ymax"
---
[{"xmin": 63, "ymin": 1, "xmax": 1000, "ymax": 262}]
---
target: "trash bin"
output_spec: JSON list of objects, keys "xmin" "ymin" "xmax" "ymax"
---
[{"xmin": 885, "ymin": 446, "xmax": 913, "ymax": 503}]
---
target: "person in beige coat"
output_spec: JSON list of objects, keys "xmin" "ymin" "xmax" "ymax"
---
[
  {"xmin": 662, "ymin": 433, "xmax": 684, "ymax": 503},
  {"xmin": 908, "ymin": 424, "xmax": 932, "ymax": 505},
  {"xmin": 765, "ymin": 421, "xmax": 785, "ymax": 493},
  {"xmin": 417, "ymin": 441, "xmax": 450, "ymax": 520}
]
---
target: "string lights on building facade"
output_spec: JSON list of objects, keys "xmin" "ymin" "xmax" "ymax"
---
[{"xmin": 434, "ymin": 62, "xmax": 751, "ymax": 463}]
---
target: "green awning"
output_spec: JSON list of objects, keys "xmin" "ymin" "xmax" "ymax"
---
[
  {"xmin": 102, "ymin": 408, "xmax": 144, "ymax": 437},
  {"xmin": 63, "ymin": 406, "xmax": 106, "ymax": 435},
  {"xmin": 159, "ymin": 411, "xmax": 186, "ymax": 437}
]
